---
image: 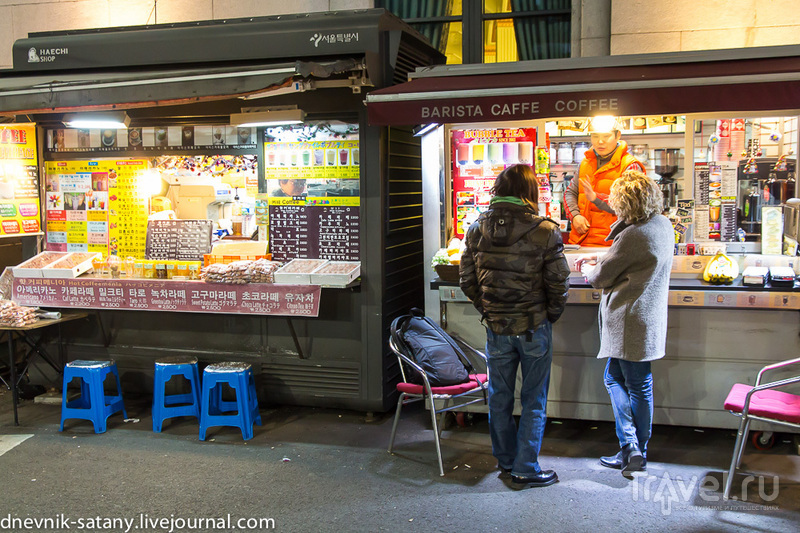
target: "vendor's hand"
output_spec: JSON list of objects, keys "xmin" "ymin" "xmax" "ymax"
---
[
  {"xmin": 580, "ymin": 178, "xmax": 597, "ymax": 202},
  {"xmin": 572, "ymin": 214, "xmax": 590, "ymax": 235}
]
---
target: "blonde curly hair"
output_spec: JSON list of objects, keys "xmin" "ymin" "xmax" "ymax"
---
[{"xmin": 609, "ymin": 169, "xmax": 663, "ymax": 222}]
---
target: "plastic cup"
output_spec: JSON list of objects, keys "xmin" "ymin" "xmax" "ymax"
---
[
  {"xmin": 503, "ymin": 143, "xmax": 518, "ymax": 164},
  {"xmin": 518, "ymin": 142, "xmax": 533, "ymax": 164},
  {"xmin": 472, "ymin": 144, "xmax": 485, "ymax": 165},
  {"xmin": 488, "ymin": 143, "xmax": 503, "ymax": 165},
  {"xmin": 456, "ymin": 144, "xmax": 470, "ymax": 166}
]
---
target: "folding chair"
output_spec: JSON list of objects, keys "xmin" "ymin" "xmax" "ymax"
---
[
  {"xmin": 722, "ymin": 356, "xmax": 800, "ymax": 500},
  {"xmin": 387, "ymin": 331, "xmax": 488, "ymax": 476}
]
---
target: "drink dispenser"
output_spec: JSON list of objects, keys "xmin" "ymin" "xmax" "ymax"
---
[{"xmin": 654, "ymin": 148, "xmax": 680, "ymax": 208}]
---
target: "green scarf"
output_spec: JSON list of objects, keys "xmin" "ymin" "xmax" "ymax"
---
[{"xmin": 490, "ymin": 196, "xmax": 526, "ymax": 206}]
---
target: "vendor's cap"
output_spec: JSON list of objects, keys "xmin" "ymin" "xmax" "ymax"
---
[{"xmin": 588, "ymin": 115, "xmax": 620, "ymax": 134}]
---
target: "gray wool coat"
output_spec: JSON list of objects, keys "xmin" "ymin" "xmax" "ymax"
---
[{"xmin": 587, "ymin": 215, "xmax": 674, "ymax": 362}]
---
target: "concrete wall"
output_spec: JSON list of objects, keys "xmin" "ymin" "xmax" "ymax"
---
[
  {"xmin": 609, "ymin": 0, "xmax": 800, "ymax": 55},
  {"xmin": 0, "ymin": 0, "xmax": 372, "ymax": 69}
]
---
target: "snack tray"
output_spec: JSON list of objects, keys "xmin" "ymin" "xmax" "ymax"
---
[
  {"xmin": 12, "ymin": 252, "xmax": 70, "ymax": 278},
  {"xmin": 309, "ymin": 261, "xmax": 361, "ymax": 287},
  {"xmin": 42, "ymin": 252, "xmax": 102, "ymax": 278},
  {"xmin": 274, "ymin": 259, "xmax": 328, "ymax": 285}
]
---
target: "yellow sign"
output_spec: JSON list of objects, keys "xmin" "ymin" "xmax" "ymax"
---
[{"xmin": 0, "ymin": 124, "xmax": 42, "ymax": 237}]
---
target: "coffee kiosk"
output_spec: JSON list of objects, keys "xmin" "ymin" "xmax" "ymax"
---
[{"xmin": 367, "ymin": 44, "xmax": 800, "ymax": 429}]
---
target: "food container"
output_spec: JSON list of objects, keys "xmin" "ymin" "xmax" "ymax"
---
[
  {"xmin": 274, "ymin": 259, "xmax": 328, "ymax": 284},
  {"xmin": 433, "ymin": 264, "xmax": 460, "ymax": 282},
  {"xmin": 143, "ymin": 261, "xmax": 155, "ymax": 279},
  {"xmin": 12, "ymin": 251, "xmax": 70, "ymax": 278},
  {"xmin": 155, "ymin": 262, "xmax": 167, "ymax": 279},
  {"xmin": 309, "ymin": 261, "xmax": 361, "ymax": 287},
  {"xmin": 573, "ymin": 142, "xmax": 590, "ymax": 162},
  {"xmin": 557, "ymin": 142, "xmax": 573, "ymax": 164},
  {"xmin": 166, "ymin": 262, "xmax": 176, "ymax": 279},
  {"xmin": 42, "ymin": 252, "xmax": 102, "ymax": 278},
  {"xmin": 175, "ymin": 261, "xmax": 189, "ymax": 278},
  {"xmin": 188, "ymin": 262, "xmax": 201, "ymax": 280}
]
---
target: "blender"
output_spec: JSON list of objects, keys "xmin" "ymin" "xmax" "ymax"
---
[{"xmin": 653, "ymin": 148, "xmax": 680, "ymax": 208}]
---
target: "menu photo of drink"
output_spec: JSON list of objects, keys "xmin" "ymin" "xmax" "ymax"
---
[
  {"xmin": 0, "ymin": 124, "xmax": 42, "ymax": 237},
  {"xmin": 451, "ymin": 127, "xmax": 536, "ymax": 238}
]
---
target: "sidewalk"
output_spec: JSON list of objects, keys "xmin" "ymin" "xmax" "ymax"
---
[{"xmin": 0, "ymin": 388, "xmax": 798, "ymax": 533}]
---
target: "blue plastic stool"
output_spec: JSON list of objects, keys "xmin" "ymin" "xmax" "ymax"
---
[
  {"xmin": 152, "ymin": 355, "xmax": 201, "ymax": 432},
  {"xmin": 199, "ymin": 362, "xmax": 261, "ymax": 441},
  {"xmin": 59, "ymin": 360, "xmax": 127, "ymax": 434}
]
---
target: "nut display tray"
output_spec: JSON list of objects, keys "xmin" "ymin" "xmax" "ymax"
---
[
  {"xmin": 12, "ymin": 251, "xmax": 71, "ymax": 278},
  {"xmin": 274, "ymin": 259, "xmax": 329, "ymax": 285},
  {"xmin": 42, "ymin": 252, "xmax": 101, "ymax": 278},
  {"xmin": 308, "ymin": 261, "xmax": 361, "ymax": 287}
]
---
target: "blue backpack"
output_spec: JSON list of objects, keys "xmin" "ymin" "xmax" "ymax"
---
[{"xmin": 390, "ymin": 308, "xmax": 474, "ymax": 387}]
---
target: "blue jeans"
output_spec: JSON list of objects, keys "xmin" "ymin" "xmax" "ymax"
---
[
  {"xmin": 485, "ymin": 321, "xmax": 553, "ymax": 477},
  {"xmin": 604, "ymin": 358, "xmax": 653, "ymax": 455}
]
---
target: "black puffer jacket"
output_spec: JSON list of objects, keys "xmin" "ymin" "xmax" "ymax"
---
[{"xmin": 459, "ymin": 202, "xmax": 570, "ymax": 336}]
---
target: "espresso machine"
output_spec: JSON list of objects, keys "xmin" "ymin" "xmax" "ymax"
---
[{"xmin": 654, "ymin": 148, "xmax": 680, "ymax": 208}]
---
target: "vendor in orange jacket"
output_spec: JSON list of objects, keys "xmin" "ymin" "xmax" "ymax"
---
[{"xmin": 564, "ymin": 116, "xmax": 645, "ymax": 246}]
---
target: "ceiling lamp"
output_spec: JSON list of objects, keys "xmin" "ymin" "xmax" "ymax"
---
[
  {"xmin": 63, "ymin": 111, "xmax": 131, "ymax": 129},
  {"xmin": 230, "ymin": 106, "xmax": 305, "ymax": 127}
]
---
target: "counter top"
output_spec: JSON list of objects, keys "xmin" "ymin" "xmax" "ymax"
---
[{"xmin": 431, "ymin": 276, "xmax": 800, "ymax": 292}]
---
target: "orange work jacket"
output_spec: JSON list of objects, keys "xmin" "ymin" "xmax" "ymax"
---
[{"xmin": 568, "ymin": 141, "xmax": 644, "ymax": 247}]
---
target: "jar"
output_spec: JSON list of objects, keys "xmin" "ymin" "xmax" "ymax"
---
[
  {"xmin": 549, "ymin": 143, "xmax": 557, "ymax": 164},
  {"xmin": 573, "ymin": 142, "xmax": 590, "ymax": 162},
  {"xmin": 155, "ymin": 262, "xmax": 167, "ymax": 279},
  {"xmin": 166, "ymin": 262, "xmax": 176, "ymax": 279},
  {"xmin": 143, "ymin": 261, "xmax": 155, "ymax": 279},
  {"xmin": 133, "ymin": 262, "xmax": 144, "ymax": 279},
  {"xmin": 631, "ymin": 144, "xmax": 649, "ymax": 164},
  {"xmin": 188, "ymin": 262, "xmax": 200, "ymax": 280},
  {"xmin": 557, "ymin": 142, "xmax": 573, "ymax": 164},
  {"xmin": 175, "ymin": 261, "xmax": 189, "ymax": 278}
]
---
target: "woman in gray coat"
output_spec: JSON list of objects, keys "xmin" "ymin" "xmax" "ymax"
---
[{"xmin": 575, "ymin": 169, "xmax": 674, "ymax": 474}]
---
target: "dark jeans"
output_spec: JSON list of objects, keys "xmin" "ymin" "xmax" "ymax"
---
[
  {"xmin": 603, "ymin": 358, "xmax": 653, "ymax": 455},
  {"xmin": 485, "ymin": 321, "xmax": 553, "ymax": 477}
]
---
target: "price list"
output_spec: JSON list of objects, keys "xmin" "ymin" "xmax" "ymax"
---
[
  {"xmin": 317, "ymin": 206, "xmax": 360, "ymax": 261},
  {"xmin": 269, "ymin": 205, "xmax": 311, "ymax": 260},
  {"xmin": 269, "ymin": 205, "xmax": 360, "ymax": 262},
  {"xmin": 145, "ymin": 219, "xmax": 213, "ymax": 261}
]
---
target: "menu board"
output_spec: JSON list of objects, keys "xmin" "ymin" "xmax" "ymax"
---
[
  {"xmin": 269, "ymin": 200, "xmax": 360, "ymax": 262},
  {"xmin": 145, "ymin": 219, "xmax": 213, "ymax": 261},
  {"xmin": 44, "ymin": 160, "xmax": 149, "ymax": 256},
  {"xmin": 14, "ymin": 277, "xmax": 321, "ymax": 317},
  {"xmin": 693, "ymin": 161, "xmax": 737, "ymax": 242},
  {"xmin": 0, "ymin": 124, "xmax": 42, "ymax": 237},
  {"xmin": 265, "ymin": 139, "xmax": 360, "ymax": 262},
  {"xmin": 47, "ymin": 126, "xmax": 256, "ymax": 153},
  {"xmin": 451, "ymin": 127, "xmax": 537, "ymax": 238}
]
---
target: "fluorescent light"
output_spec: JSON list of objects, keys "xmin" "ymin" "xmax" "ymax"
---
[
  {"xmin": 413, "ymin": 123, "xmax": 439, "ymax": 137},
  {"xmin": 230, "ymin": 108, "xmax": 305, "ymax": 127},
  {"xmin": 63, "ymin": 111, "xmax": 130, "ymax": 129}
]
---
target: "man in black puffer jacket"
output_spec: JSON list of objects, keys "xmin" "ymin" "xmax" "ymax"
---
[{"xmin": 460, "ymin": 163, "xmax": 570, "ymax": 490}]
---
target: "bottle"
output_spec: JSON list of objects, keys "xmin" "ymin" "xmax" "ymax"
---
[{"xmin": 231, "ymin": 187, "xmax": 243, "ymax": 236}]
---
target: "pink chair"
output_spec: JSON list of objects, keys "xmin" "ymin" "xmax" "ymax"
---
[
  {"xmin": 722, "ymin": 356, "xmax": 800, "ymax": 500},
  {"xmin": 387, "ymin": 333, "xmax": 488, "ymax": 476}
]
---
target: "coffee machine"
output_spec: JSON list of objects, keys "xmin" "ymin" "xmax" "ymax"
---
[{"xmin": 654, "ymin": 148, "xmax": 680, "ymax": 208}]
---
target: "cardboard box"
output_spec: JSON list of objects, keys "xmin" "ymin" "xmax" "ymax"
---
[{"xmin": 309, "ymin": 261, "xmax": 360, "ymax": 287}]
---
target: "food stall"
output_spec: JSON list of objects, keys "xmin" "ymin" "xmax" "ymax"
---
[
  {"xmin": 0, "ymin": 9, "xmax": 444, "ymax": 413},
  {"xmin": 366, "ymin": 44, "xmax": 800, "ymax": 430}
]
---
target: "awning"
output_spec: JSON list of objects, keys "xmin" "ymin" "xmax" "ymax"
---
[
  {"xmin": 366, "ymin": 44, "xmax": 800, "ymax": 126},
  {"xmin": 0, "ymin": 59, "xmax": 360, "ymax": 115}
]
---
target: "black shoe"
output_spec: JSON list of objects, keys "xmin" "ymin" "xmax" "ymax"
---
[
  {"xmin": 600, "ymin": 451, "xmax": 647, "ymax": 471},
  {"xmin": 510, "ymin": 470, "xmax": 558, "ymax": 489},
  {"xmin": 621, "ymin": 443, "xmax": 644, "ymax": 474}
]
